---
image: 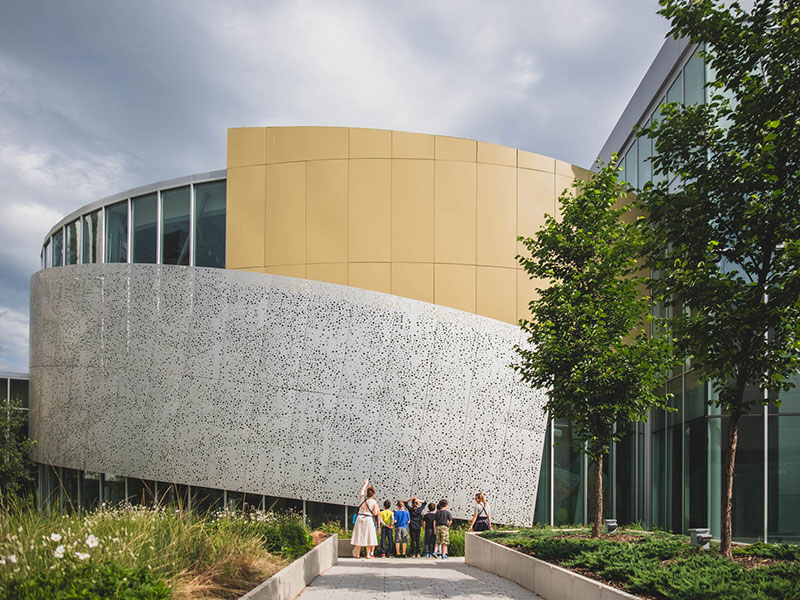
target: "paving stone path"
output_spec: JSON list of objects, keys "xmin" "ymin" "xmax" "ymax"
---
[{"xmin": 297, "ymin": 557, "xmax": 542, "ymax": 600}]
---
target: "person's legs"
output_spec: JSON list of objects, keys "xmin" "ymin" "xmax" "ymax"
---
[
  {"xmin": 353, "ymin": 545, "xmax": 361, "ymax": 558},
  {"xmin": 410, "ymin": 528, "xmax": 420, "ymax": 556}
]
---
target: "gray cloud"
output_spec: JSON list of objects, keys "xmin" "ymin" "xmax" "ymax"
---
[{"xmin": 0, "ymin": 0, "xmax": 670, "ymax": 371}]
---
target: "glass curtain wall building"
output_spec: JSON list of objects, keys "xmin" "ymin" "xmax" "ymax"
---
[{"xmin": 591, "ymin": 37, "xmax": 800, "ymax": 543}]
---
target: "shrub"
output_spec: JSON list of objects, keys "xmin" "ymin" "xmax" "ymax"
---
[{"xmin": 0, "ymin": 561, "xmax": 170, "ymax": 600}]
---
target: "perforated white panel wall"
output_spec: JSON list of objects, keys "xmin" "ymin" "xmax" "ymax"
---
[{"xmin": 29, "ymin": 264, "xmax": 548, "ymax": 524}]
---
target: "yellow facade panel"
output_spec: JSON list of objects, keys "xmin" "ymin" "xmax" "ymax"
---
[
  {"xmin": 265, "ymin": 265, "xmax": 306, "ymax": 278},
  {"xmin": 348, "ymin": 262, "xmax": 390, "ymax": 294},
  {"xmin": 518, "ymin": 150, "xmax": 555, "ymax": 173},
  {"xmin": 226, "ymin": 165, "xmax": 266, "ymax": 269},
  {"xmin": 266, "ymin": 127, "xmax": 308, "ymax": 163},
  {"xmin": 349, "ymin": 159, "xmax": 391, "ymax": 262},
  {"xmin": 391, "ymin": 159, "xmax": 434, "ymax": 263},
  {"xmin": 266, "ymin": 162, "xmax": 306, "ymax": 266},
  {"xmin": 236, "ymin": 266, "xmax": 267, "ymax": 273},
  {"xmin": 435, "ymin": 135, "xmax": 476, "ymax": 162},
  {"xmin": 227, "ymin": 128, "xmax": 266, "ymax": 168},
  {"xmin": 434, "ymin": 161, "xmax": 476, "ymax": 264},
  {"xmin": 517, "ymin": 169, "xmax": 556, "ymax": 256},
  {"xmin": 477, "ymin": 266, "xmax": 516, "ymax": 324},
  {"xmin": 517, "ymin": 268, "xmax": 548, "ymax": 323},
  {"xmin": 555, "ymin": 174, "xmax": 577, "ymax": 222},
  {"xmin": 392, "ymin": 131, "xmax": 435, "ymax": 159},
  {"xmin": 306, "ymin": 160, "xmax": 348, "ymax": 264},
  {"xmin": 477, "ymin": 163, "xmax": 517, "ymax": 268},
  {"xmin": 349, "ymin": 128, "xmax": 391, "ymax": 158},
  {"xmin": 435, "ymin": 263, "xmax": 476, "ymax": 313},
  {"xmin": 391, "ymin": 262, "xmax": 433, "ymax": 303},
  {"xmin": 307, "ymin": 127, "xmax": 349, "ymax": 160},
  {"xmin": 306, "ymin": 262, "xmax": 348, "ymax": 285},
  {"xmin": 556, "ymin": 159, "xmax": 591, "ymax": 181},
  {"xmin": 477, "ymin": 141, "xmax": 516, "ymax": 166}
]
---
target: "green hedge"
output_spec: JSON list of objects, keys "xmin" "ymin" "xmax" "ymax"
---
[{"xmin": 484, "ymin": 529, "xmax": 800, "ymax": 600}]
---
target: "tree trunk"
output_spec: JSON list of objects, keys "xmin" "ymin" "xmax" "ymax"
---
[
  {"xmin": 720, "ymin": 412, "xmax": 741, "ymax": 557},
  {"xmin": 592, "ymin": 454, "xmax": 603, "ymax": 538}
]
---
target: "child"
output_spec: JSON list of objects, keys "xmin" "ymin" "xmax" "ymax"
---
[
  {"xmin": 393, "ymin": 500, "xmax": 410, "ymax": 557},
  {"xmin": 405, "ymin": 496, "xmax": 426, "ymax": 557},
  {"xmin": 422, "ymin": 502, "xmax": 437, "ymax": 557},
  {"xmin": 433, "ymin": 499, "xmax": 452, "ymax": 559},
  {"xmin": 378, "ymin": 500, "xmax": 394, "ymax": 558}
]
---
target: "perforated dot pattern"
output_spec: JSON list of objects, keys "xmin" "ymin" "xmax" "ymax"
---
[{"xmin": 29, "ymin": 264, "xmax": 548, "ymax": 525}]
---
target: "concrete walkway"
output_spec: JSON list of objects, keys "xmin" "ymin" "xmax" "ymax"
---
[{"xmin": 297, "ymin": 557, "xmax": 542, "ymax": 600}]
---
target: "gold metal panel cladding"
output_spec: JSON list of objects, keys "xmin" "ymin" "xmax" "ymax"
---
[
  {"xmin": 228, "ymin": 127, "xmax": 266, "ymax": 168},
  {"xmin": 434, "ymin": 160, "xmax": 476, "ymax": 265},
  {"xmin": 478, "ymin": 141, "xmax": 517, "ymax": 167},
  {"xmin": 392, "ymin": 131, "xmax": 435, "ymax": 159},
  {"xmin": 477, "ymin": 163, "xmax": 517, "ymax": 268},
  {"xmin": 477, "ymin": 266, "xmax": 516, "ymax": 323},
  {"xmin": 265, "ymin": 265, "xmax": 306, "ymax": 278},
  {"xmin": 517, "ymin": 169, "xmax": 556, "ymax": 258},
  {"xmin": 349, "ymin": 159, "xmax": 391, "ymax": 262},
  {"xmin": 391, "ymin": 159, "xmax": 434, "ymax": 263},
  {"xmin": 226, "ymin": 165, "xmax": 266, "ymax": 269},
  {"xmin": 435, "ymin": 263, "xmax": 476, "ymax": 313},
  {"xmin": 306, "ymin": 160, "xmax": 348, "ymax": 264},
  {"xmin": 435, "ymin": 135, "xmax": 477, "ymax": 162},
  {"xmin": 349, "ymin": 128, "xmax": 391, "ymax": 158},
  {"xmin": 517, "ymin": 268, "xmax": 548, "ymax": 322},
  {"xmin": 518, "ymin": 149, "xmax": 555, "ymax": 173},
  {"xmin": 306, "ymin": 263, "xmax": 348, "ymax": 285},
  {"xmin": 392, "ymin": 262, "xmax": 434, "ymax": 303},
  {"xmin": 266, "ymin": 162, "xmax": 306, "ymax": 266},
  {"xmin": 267, "ymin": 126, "xmax": 308, "ymax": 164},
  {"xmin": 349, "ymin": 262, "xmax": 390, "ymax": 294},
  {"xmin": 307, "ymin": 127, "xmax": 349, "ymax": 160}
]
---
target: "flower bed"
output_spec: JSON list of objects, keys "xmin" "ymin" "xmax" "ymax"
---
[
  {"xmin": 0, "ymin": 498, "xmax": 313, "ymax": 600},
  {"xmin": 483, "ymin": 528, "xmax": 800, "ymax": 600}
]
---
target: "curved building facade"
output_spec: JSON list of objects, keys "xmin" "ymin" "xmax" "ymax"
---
[{"xmin": 31, "ymin": 127, "xmax": 585, "ymax": 525}]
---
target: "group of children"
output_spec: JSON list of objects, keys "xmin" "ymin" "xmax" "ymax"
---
[{"xmin": 376, "ymin": 497, "xmax": 453, "ymax": 558}]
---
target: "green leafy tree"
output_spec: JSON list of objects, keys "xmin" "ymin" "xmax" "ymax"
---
[
  {"xmin": 639, "ymin": 0, "xmax": 800, "ymax": 556},
  {"xmin": 514, "ymin": 163, "xmax": 675, "ymax": 537},
  {"xmin": 0, "ymin": 397, "xmax": 36, "ymax": 504}
]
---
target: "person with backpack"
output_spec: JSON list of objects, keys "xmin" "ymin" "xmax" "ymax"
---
[
  {"xmin": 468, "ymin": 492, "xmax": 493, "ymax": 532},
  {"xmin": 351, "ymin": 478, "xmax": 379, "ymax": 558}
]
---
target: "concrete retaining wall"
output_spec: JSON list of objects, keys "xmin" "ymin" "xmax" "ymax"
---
[
  {"xmin": 240, "ymin": 534, "xmax": 338, "ymax": 600},
  {"xmin": 465, "ymin": 532, "xmax": 640, "ymax": 600}
]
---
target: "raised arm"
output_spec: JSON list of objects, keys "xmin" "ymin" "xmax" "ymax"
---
[{"xmin": 359, "ymin": 478, "xmax": 369, "ymax": 498}]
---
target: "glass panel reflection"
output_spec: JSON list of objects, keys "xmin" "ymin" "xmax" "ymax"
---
[
  {"xmin": 105, "ymin": 201, "xmax": 128, "ymax": 263},
  {"xmin": 82, "ymin": 211, "xmax": 100, "ymax": 264},
  {"xmin": 65, "ymin": 220, "xmax": 79, "ymax": 265},
  {"xmin": 683, "ymin": 48, "xmax": 705, "ymax": 107},
  {"xmin": 162, "ymin": 187, "xmax": 190, "ymax": 265},
  {"xmin": 132, "ymin": 193, "xmax": 157, "ymax": 263},
  {"xmin": 44, "ymin": 241, "xmax": 51, "ymax": 268},
  {"xmin": 768, "ymin": 415, "xmax": 800, "ymax": 543},
  {"xmin": 9, "ymin": 379, "xmax": 28, "ymax": 408},
  {"xmin": 553, "ymin": 420, "xmax": 584, "ymax": 525},
  {"xmin": 52, "ymin": 229, "xmax": 64, "ymax": 267},
  {"xmin": 194, "ymin": 180, "xmax": 226, "ymax": 268}
]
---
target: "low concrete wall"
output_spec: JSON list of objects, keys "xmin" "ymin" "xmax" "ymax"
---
[
  {"xmin": 465, "ymin": 532, "xmax": 640, "ymax": 600},
  {"xmin": 338, "ymin": 537, "xmax": 354, "ymax": 557},
  {"xmin": 240, "ymin": 534, "xmax": 338, "ymax": 600}
]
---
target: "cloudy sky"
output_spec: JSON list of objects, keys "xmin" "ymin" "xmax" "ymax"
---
[{"xmin": 0, "ymin": 1, "xmax": 671, "ymax": 371}]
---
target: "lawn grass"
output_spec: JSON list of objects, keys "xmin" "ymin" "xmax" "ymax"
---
[
  {"xmin": 0, "ymin": 497, "xmax": 313, "ymax": 600},
  {"xmin": 483, "ymin": 528, "xmax": 800, "ymax": 600}
]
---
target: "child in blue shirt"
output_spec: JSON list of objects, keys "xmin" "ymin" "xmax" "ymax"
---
[{"xmin": 393, "ymin": 500, "xmax": 411, "ymax": 558}]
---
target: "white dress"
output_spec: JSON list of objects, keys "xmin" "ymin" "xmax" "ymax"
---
[{"xmin": 350, "ymin": 495, "xmax": 378, "ymax": 546}]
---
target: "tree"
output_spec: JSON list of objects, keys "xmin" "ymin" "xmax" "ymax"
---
[
  {"xmin": 639, "ymin": 0, "xmax": 800, "ymax": 557},
  {"xmin": 514, "ymin": 163, "xmax": 675, "ymax": 537},
  {"xmin": 0, "ymin": 397, "xmax": 36, "ymax": 505}
]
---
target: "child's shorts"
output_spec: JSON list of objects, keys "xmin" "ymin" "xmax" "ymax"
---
[
  {"xmin": 395, "ymin": 526, "xmax": 409, "ymax": 544},
  {"xmin": 435, "ymin": 525, "xmax": 450, "ymax": 545}
]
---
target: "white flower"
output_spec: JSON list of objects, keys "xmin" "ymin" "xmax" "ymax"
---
[
  {"xmin": 7, "ymin": 555, "xmax": 16, "ymax": 564},
  {"xmin": 86, "ymin": 534, "xmax": 99, "ymax": 548},
  {"xmin": 54, "ymin": 545, "xmax": 65, "ymax": 559},
  {"xmin": 75, "ymin": 552, "xmax": 90, "ymax": 561},
  {"xmin": 50, "ymin": 533, "xmax": 62, "ymax": 542},
  {"xmin": 0, "ymin": 558, "xmax": 6, "ymax": 566}
]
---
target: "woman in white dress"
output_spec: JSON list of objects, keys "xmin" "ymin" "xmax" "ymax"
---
[{"xmin": 351, "ymin": 478, "xmax": 379, "ymax": 558}]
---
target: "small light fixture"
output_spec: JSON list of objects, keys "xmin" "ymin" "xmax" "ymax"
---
[
  {"xmin": 689, "ymin": 528, "xmax": 712, "ymax": 549},
  {"xmin": 603, "ymin": 519, "xmax": 618, "ymax": 534}
]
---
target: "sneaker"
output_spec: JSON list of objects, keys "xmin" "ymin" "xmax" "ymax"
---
[
  {"xmin": 443, "ymin": 554, "xmax": 448, "ymax": 559},
  {"xmin": 422, "ymin": 553, "xmax": 429, "ymax": 557}
]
